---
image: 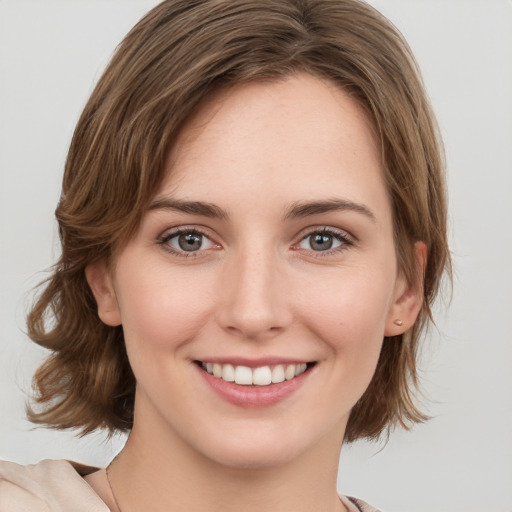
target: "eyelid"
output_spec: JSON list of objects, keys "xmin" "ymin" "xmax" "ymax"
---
[
  {"xmin": 299, "ymin": 225, "xmax": 356, "ymax": 242},
  {"xmin": 292, "ymin": 226, "xmax": 355, "ymax": 255},
  {"xmin": 155, "ymin": 224, "xmax": 355, "ymax": 258},
  {"xmin": 157, "ymin": 225, "xmax": 221, "ymax": 257}
]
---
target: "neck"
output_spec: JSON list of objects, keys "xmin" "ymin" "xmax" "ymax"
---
[{"xmin": 107, "ymin": 401, "xmax": 347, "ymax": 512}]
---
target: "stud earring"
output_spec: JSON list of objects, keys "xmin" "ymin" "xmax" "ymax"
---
[{"xmin": 393, "ymin": 319, "xmax": 403, "ymax": 326}]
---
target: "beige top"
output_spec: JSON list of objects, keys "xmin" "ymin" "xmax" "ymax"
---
[{"xmin": 0, "ymin": 459, "xmax": 380, "ymax": 512}]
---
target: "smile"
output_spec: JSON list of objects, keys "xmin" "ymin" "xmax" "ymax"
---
[{"xmin": 198, "ymin": 361, "xmax": 311, "ymax": 386}]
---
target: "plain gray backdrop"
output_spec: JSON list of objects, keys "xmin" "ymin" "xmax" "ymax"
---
[{"xmin": 1, "ymin": 1, "xmax": 511, "ymax": 511}]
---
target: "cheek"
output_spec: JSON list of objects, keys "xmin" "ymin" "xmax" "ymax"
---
[
  {"xmin": 114, "ymin": 262, "xmax": 215, "ymax": 353},
  {"xmin": 298, "ymin": 265, "xmax": 395, "ymax": 365},
  {"xmin": 297, "ymin": 269, "xmax": 396, "ymax": 422}
]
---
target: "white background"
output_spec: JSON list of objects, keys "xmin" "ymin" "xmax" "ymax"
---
[{"xmin": 0, "ymin": 1, "xmax": 511, "ymax": 511}]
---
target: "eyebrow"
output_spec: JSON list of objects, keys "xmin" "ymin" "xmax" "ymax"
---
[
  {"xmin": 283, "ymin": 199, "xmax": 376, "ymax": 222},
  {"xmin": 148, "ymin": 197, "xmax": 375, "ymax": 222},
  {"xmin": 149, "ymin": 198, "xmax": 229, "ymax": 219}
]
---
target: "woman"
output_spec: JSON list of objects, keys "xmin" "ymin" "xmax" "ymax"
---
[{"xmin": 0, "ymin": 0, "xmax": 450, "ymax": 511}]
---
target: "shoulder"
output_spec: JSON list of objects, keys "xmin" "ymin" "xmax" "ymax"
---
[
  {"xmin": 340, "ymin": 494, "xmax": 383, "ymax": 512},
  {"xmin": 0, "ymin": 460, "xmax": 384, "ymax": 512},
  {"xmin": 0, "ymin": 459, "xmax": 109, "ymax": 512}
]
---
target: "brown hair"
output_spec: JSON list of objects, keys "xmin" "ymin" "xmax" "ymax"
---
[{"xmin": 27, "ymin": 0, "xmax": 450, "ymax": 442}]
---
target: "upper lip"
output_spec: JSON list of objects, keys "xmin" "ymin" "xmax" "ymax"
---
[{"xmin": 194, "ymin": 357, "xmax": 314, "ymax": 368}]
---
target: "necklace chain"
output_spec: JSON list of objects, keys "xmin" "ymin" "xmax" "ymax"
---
[
  {"xmin": 106, "ymin": 462, "xmax": 123, "ymax": 512},
  {"xmin": 106, "ymin": 460, "xmax": 348, "ymax": 512}
]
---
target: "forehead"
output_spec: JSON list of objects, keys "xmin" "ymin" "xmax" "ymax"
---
[
  {"xmin": 158, "ymin": 73, "xmax": 387, "ymax": 221},
  {"xmin": 171, "ymin": 74, "xmax": 379, "ymax": 164}
]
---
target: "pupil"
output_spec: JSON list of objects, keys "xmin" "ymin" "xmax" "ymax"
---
[
  {"xmin": 311, "ymin": 233, "xmax": 333, "ymax": 251},
  {"xmin": 178, "ymin": 233, "xmax": 202, "ymax": 251}
]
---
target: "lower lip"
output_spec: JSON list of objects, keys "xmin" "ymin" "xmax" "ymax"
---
[{"xmin": 196, "ymin": 365, "xmax": 313, "ymax": 407}]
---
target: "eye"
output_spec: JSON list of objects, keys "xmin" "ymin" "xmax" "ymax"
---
[
  {"xmin": 297, "ymin": 228, "xmax": 351, "ymax": 252},
  {"xmin": 158, "ymin": 228, "xmax": 218, "ymax": 255}
]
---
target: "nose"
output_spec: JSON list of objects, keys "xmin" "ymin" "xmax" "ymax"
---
[{"xmin": 216, "ymin": 248, "xmax": 293, "ymax": 340}]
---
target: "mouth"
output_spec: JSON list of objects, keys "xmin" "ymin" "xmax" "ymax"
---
[{"xmin": 195, "ymin": 361, "xmax": 316, "ymax": 386}]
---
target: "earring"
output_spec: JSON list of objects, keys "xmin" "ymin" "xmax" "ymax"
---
[{"xmin": 393, "ymin": 319, "xmax": 403, "ymax": 326}]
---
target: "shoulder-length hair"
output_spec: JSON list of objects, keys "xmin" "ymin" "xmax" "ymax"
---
[{"xmin": 27, "ymin": 0, "xmax": 450, "ymax": 442}]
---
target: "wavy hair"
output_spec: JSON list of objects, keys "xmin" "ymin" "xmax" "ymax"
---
[{"xmin": 27, "ymin": 0, "xmax": 451, "ymax": 442}]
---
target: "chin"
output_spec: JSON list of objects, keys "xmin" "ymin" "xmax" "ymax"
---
[
  {"xmin": 188, "ymin": 420, "xmax": 336, "ymax": 471},
  {"xmin": 203, "ymin": 440, "xmax": 302, "ymax": 471}
]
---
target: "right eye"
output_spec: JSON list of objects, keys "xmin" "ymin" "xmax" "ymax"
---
[{"xmin": 158, "ymin": 228, "xmax": 218, "ymax": 256}]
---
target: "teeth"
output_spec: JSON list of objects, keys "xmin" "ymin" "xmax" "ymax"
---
[
  {"xmin": 213, "ymin": 363, "xmax": 222, "ymax": 378},
  {"xmin": 221, "ymin": 364, "xmax": 235, "ymax": 382},
  {"xmin": 253, "ymin": 366, "xmax": 272, "ymax": 386},
  {"xmin": 234, "ymin": 366, "xmax": 253, "ymax": 385},
  {"xmin": 271, "ymin": 365, "xmax": 285, "ymax": 383},
  {"xmin": 201, "ymin": 361, "xmax": 309, "ymax": 386},
  {"xmin": 285, "ymin": 364, "xmax": 296, "ymax": 380}
]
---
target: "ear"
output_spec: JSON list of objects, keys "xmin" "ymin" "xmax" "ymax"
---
[
  {"xmin": 384, "ymin": 242, "xmax": 427, "ymax": 336},
  {"xmin": 85, "ymin": 260, "xmax": 122, "ymax": 327}
]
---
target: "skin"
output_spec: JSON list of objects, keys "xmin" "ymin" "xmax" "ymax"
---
[{"xmin": 86, "ymin": 73, "xmax": 424, "ymax": 512}]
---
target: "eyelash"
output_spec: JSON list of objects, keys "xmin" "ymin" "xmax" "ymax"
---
[
  {"xmin": 157, "ymin": 226, "xmax": 354, "ymax": 258},
  {"xmin": 294, "ymin": 227, "xmax": 354, "ymax": 256},
  {"xmin": 157, "ymin": 227, "xmax": 218, "ymax": 258}
]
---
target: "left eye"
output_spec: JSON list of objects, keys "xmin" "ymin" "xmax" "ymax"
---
[
  {"xmin": 162, "ymin": 230, "xmax": 216, "ymax": 253},
  {"xmin": 298, "ymin": 231, "xmax": 345, "ymax": 252}
]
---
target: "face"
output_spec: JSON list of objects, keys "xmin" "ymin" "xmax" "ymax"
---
[{"xmin": 88, "ymin": 73, "xmax": 421, "ymax": 469}]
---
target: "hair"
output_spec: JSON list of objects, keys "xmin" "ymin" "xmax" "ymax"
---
[{"xmin": 27, "ymin": 0, "xmax": 450, "ymax": 442}]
